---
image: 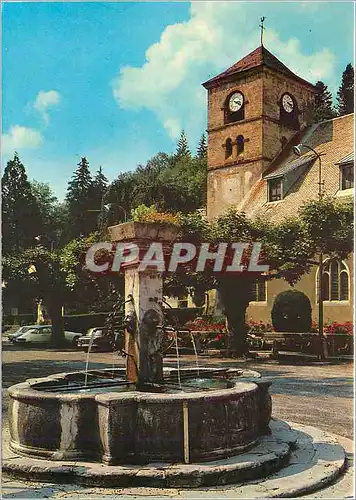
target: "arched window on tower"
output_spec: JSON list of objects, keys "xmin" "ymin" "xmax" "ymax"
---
[
  {"xmin": 316, "ymin": 259, "xmax": 350, "ymax": 302},
  {"xmin": 225, "ymin": 138, "xmax": 233, "ymax": 159},
  {"xmin": 237, "ymin": 135, "xmax": 244, "ymax": 154}
]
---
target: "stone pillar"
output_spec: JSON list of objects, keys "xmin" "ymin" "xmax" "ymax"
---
[
  {"xmin": 108, "ymin": 222, "xmax": 180, "ymax": 386},
  {"xmin": 124, "ymin": 267, "xmax": 164, "ymax": 385}
]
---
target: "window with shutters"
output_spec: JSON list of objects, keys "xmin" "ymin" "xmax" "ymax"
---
[
  {"xmin": 316, "ymin": 259, "xmax": 349, "ymax": 302},
  {"xmin": 249, "ymin": 278, "xmax": 267, "ymax": 302}
]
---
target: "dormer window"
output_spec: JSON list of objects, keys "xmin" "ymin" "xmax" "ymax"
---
[
  {"xmin": 336, "ymin": 153, "xmax": 354, "ymax": 191},
  {"xmin": 225, "ymin": 138, "xmax": 233, "ymax": 159},
  {"xmin": 341, "ymin": 163, "xmax": 354, "ymax": 190},
  {"xmin": 268, "ymin": 177, "xmax": 282, "ymax": 201}
]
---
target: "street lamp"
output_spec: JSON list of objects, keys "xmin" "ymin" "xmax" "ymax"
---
[
  {"xmin": 88, "ymin": 202, "xmax": 127, "ymax": 230},
  {"xmin": 104, "ymin": 203, "xmax": 127, "ymax": 222},
  {"xmin": 293, "ymin": 143, "xmax": 326, "ymax": 360}
]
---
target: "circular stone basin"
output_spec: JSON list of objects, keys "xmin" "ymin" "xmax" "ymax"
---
[{"xmin": 8, "ymin": 368, "xmax": 272, "ymax": 465}]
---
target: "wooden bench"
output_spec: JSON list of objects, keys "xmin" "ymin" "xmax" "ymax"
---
[
  {"xmin": 261, "ymin": 332, "xmax": 322, "ymax": 357},
  {"xmin": 260, "ymin": 332, "xmax": 352, "ymax": 358}
]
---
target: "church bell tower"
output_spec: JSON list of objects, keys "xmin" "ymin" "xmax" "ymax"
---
[{"xmin": 203, "ymin": 44, "xmax": 316, "ymax": 219}]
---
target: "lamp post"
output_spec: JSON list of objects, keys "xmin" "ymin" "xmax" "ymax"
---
[
  {"xmin": 88, "ymin": 201, "xmax": 127, "ymax": 231},
  {"xmin": 293, "ymin": 143, "xmax": 326, "ymax": 361}
]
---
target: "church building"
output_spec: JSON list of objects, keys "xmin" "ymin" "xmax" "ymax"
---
[{"xmin": 203, "ymin": 45, "xmax": 354, "ymax": 324}]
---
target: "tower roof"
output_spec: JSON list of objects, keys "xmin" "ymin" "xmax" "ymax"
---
[{"xmin": 203, "ymin": 46, "xmax": 316, "ymax": 89}]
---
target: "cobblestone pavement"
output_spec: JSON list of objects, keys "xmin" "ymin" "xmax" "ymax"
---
[{"xmin": 2, "ymin": 342, "xmax": 353, "ymax": 438}]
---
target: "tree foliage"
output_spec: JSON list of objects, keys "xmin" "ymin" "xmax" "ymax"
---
[
  {"xmin": 314, "ymin": 81, "xmax": 336, "ymax": 121},
  {"xmin": 196, "ymin": 133, "xmax": 207, "ymax": 159},
  {"xmin": 175, "ymin": 130, "xmax": 191, "ymax": 159},
  {"xmin": 66, "ymin": 157, "xmax": 96, "ymax": 238},
  {"xmin": 2, "ymin": 153, "xmax": 42, "ymax": 253},
  {"xmin": 163, "ymin": 197, "xmax": 353, "ymax": 356},
  {"xmin": 337, "ymin": 63, "xmax": 354, "ymax": 116},
  {"xmin": 271, "ymin": 290, "xmax": 312, "ymax": 333}
]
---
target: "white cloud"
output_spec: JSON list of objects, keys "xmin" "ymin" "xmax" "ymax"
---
[
  {"xmin": 113, "ymin": 2, "xmax": 336, "ymax": 143},
  {"xmin": 33, "ymin": 90, "xmax": 61, "ymax": 124},
  {"xmin": 2, "ymin": 125, "xmax": 43, "ymax": 154}
]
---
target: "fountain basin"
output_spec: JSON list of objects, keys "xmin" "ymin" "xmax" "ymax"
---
[{"xmin": 8, "ymin": 368, "xmax": 271, "ymax": 465}]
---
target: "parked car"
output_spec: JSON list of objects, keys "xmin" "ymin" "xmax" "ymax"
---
[
  {"xmin": 77, "ymin": 327, "xmax": 123, "ymax": 352},
  {"xmin": 13, "ymin": 325, "xmax": 82, "ymax": 346},
  {"xmin": 8, "ymin": 325, "xmax": 37, "ymax": 342}
]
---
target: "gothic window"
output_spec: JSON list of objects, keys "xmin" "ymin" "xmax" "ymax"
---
[
  {"xmin": 317, "ymin": 259, "xmax": 349, "ymax": 302},
  {"xmin": 237, "ymin": 135, "xmax": 244, "ymax": 154},
  {"xmin": 249, "ymin": 278, "xmax": 267, "ymax": 302},
  {"xmin": 225, "ymin": 138, "xmax": 233, "ymax": 159},
  {"xmin": 268, "ymin": 177, "xmax": 282, "ymax": 201},
  {"xmin": 340, "ymin": 163, "xmax": 354, "ymax": 190}
]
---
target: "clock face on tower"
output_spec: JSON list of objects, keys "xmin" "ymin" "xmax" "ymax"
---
[
  {"xmin": 228, "ymin": 92, "xmax": 244, "ymax": 112},
  {"xmin": 281, "ymin": 93, "xmax": 294, "ymax": 113}
]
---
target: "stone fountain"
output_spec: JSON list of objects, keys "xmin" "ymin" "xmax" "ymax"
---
[{"xmin": 4, "ymin": 222, "xmax": 349, "ymax": 495}]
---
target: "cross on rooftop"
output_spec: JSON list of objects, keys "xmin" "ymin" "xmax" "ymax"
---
[{"xmin": 260, "ymin": 16, "xmax": 266, "ymax": 46}]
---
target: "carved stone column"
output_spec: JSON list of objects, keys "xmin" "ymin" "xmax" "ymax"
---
[{"xmin": 109, "ymin": 222, "xmax": 180, "ymax": 386}]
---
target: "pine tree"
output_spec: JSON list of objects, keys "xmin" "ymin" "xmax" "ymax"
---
[
  {"xmin": 2, "ymin": 153, "xmax": 42, "ymax": 252},
  {"xmin": 196, "ymin": 133, "xmax": 207, "ymax": 159},
  {"xmin": 92, "ymin": 166, "xmax": 108, "ymax": 200},
  {"xmin": 313, "ymin": 81, "xmax": 336, "ymax": 121},
  {"xmin": 175, "ymin": 130, "xmax": 191, "ymax": 158},
  {"xmin": 337, "ymin": 63, "xmax": 354, "ymax": 116},
  {"xmin": 92, "ymin": 166, "xmax": 108, "ymax": 231},
  {"xmin": 66, "ymin": 157, "xmax": 94, "ymax": 238}
]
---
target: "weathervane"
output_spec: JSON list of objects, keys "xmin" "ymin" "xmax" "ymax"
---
[{"xmin": 260, "ymin": 16, "xmax": 266, "ymax": 46}]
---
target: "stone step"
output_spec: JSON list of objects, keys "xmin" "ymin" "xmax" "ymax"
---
[
  {"xmin": 2, "ymin": 420, "xmax": 349, "ymax": 497},
  {"xmin": 3, "ymin": 420, "xmax": 295, "ymax": 488}
]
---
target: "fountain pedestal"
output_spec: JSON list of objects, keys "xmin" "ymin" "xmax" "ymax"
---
[{"xmin": 109, "ymin": 222, "xmax": 180, "ymax": 386}]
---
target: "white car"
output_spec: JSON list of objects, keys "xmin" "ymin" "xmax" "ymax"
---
[
  {"xmin": 14, "ymin": 325, "xmax": 82, "ymax": 346},
  {"xmin": 8, "ymin": 325, "xmax": 37, "ymax": 342}
]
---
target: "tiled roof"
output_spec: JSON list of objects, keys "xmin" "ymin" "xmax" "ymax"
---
[
  {"xmin": 203, "ymin": 46, "xmax": 315, "ymax": 89},
  {"xmin": 264, "ymin": 155, "xmax": 316, "ymax": 180},
  {"xmin": 239, "ymin": 113, "xmax": 354, "ymax": 223},
  {"xmin": 336, "ymin": 152, "xmax": 354, "ymax": 165}
]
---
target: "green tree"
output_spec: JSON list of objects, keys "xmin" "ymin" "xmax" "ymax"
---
[
  {"xmin": 30, "ymin": 181, "xmax": 68, "ymax": 249},
  {"xmin": 165, "ymin": 197, "xmax": 353, "ymax": 356},
  {"xmin": 3, "ymin": 247, "xmax": 67, "ymax": 346},
  {"xmin": 314, "ymin": 81, "xmax": 336, "ymax": 121},
  {"xmin": 3, "ymin": 233, "xmax": 124, "ymax": 345},
  {"xmin": 2, "ymin": 153, "xmax": 42, "ymax": 253},
  {"xmin": 66, "ymin": 157, "xmax": 94, "ymax": 238},
  {"xmin": 175, "ymin": 130, "xmax": 191, "ymax": 159},
  {"xmin": 196, "ymin": 133, "xmax": 207, "ymax": 159},
  {"xmin": 92, "ymin": 166, "xmax": 109, "ymax": 230},
  {"xmin": 337, "ymin": 63, "xmax": 354, "ymax": 116}
]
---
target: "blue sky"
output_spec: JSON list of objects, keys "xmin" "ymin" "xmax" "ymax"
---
[{"xmin": 2, "ymin": 1, "xmax": 354, "ymax": 199}]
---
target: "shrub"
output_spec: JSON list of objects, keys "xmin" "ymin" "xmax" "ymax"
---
[
  {"xmin": 271, "ymin": 290, "xmax": 312, "ymax": 332},
  {"xmin": 131, "ymin": 204, "xmax": 180, "ymax": 225},
  {"xmin": 324, "ymin": 321, "xmax": 353, "ymax": 335}
]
